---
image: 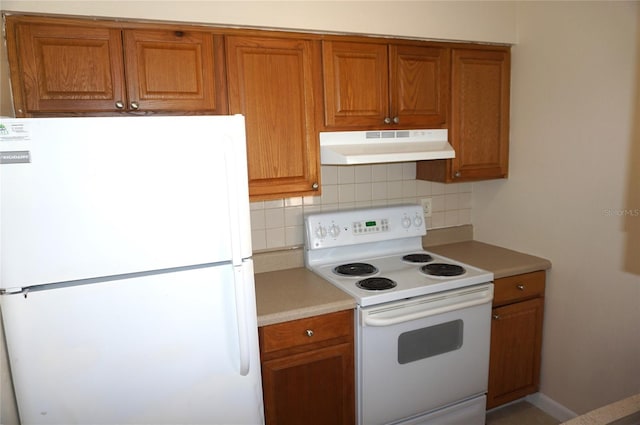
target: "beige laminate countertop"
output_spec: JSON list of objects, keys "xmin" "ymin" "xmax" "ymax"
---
[
  {"xmin": 254, "ymin": 267, "xmax": 355, "ymax": 327},
  {"xmin": 561, "ymin": 393, "xmax": 640, "ymax": 425},
  {"xmin": 427, "ymin": 241, "xmax": 552, "ymax": 279},
  {"xmin": 254, "ymin": 240, "xmax": 551, "ymax": 327}
]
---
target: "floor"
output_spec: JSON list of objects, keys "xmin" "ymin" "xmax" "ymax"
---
[{"xmin": 486, "ymin": 401, "xmax": 561, "ymax": 425}]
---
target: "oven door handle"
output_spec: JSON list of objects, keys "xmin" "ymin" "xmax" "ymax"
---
[{"xmin": 362, "ymin": 286, "xmax": 493, "ymax": 327}]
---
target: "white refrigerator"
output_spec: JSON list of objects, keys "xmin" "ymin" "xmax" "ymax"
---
[{"xmin": 0, "ymin": 115, "xmax": 264, "ymax": 425}]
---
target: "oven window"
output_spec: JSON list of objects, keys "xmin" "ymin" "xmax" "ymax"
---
[{"xmin": 397, "ymin": 319, "xmax": 463, "ymax": 364}]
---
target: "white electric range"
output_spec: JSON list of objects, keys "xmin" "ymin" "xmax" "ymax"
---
[{"xmin": 304, "ymin": 204, "xmax": 494, "ymax": 425}]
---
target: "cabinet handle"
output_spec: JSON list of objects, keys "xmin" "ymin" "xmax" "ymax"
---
[
  {"xmin": 393, "ymin": 116, "xmax": 400, "ymax": 124},
  {"xmin": 305, "ymin": 329, "xmax": 314, "ymax": 337},
  {"xmin": 130, "ymin": 101, "xmax": 140, "ymax": 110},
  {"xmin": 493, "ymin": 314, "xmax": 501, "ymax": 320},
  {"xmin": 516, "ymin": 284, "xmax": 525, "ymax": 291},
  {"xmin": 311, "ymin": 182, "xmax": 319, "ymax": 190},
  {"xmin": 384, "ymin": 117, "xmax": 391, "ymax": 124},
  {"xmin": 115, "ymin": 100, "xmax": 125, "ymax": 109},
  {"xmin": 454, "ymin": 171, "xmax": 461, "ymax": 178}
]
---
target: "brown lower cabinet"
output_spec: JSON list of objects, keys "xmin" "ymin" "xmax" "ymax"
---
[
  {"xmin": 258, "ymin": 309, "xmax": 355, "ymax": 425},
  {"xmin": 487, "ymin": 271, "xmax": 546, "ymax": 409}
]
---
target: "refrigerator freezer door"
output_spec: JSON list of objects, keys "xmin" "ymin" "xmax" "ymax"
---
[
  {"xmin": 0, "ymin": 265, "xmax": 264, "ymax": 425},
  {"xmin": 0, "ymin": 115, "xmax": 252, "ymax": 291}
]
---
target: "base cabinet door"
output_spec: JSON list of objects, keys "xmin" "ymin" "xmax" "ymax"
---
[
  {"xmin": 261, "ymin": 343, "xmax": 354, "ymax": 425},
  {"xmin": 487, "ymin": 272, "xmax": 545, "ymax": 409},
  {"xmin": 258, "ymin": 309, "xmax": 355, "ymax": 425}
]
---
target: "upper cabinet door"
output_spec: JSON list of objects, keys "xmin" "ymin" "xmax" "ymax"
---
[
  {"xmin": 123, "ymin": 29, "xmax": 227, "ymax": 113},
  {"xmin": 450, "ymin": 48, "xmax": 510, "ymax": 181},
  {"xmin": 226, "ymin": 35, "xmax": 321, "ymax": 200},
  {"xmin": 12, "ymin": 23, "xmax": 127, "ymax": 114},
  {"xmin": 321, "ymin": 40, "xmax": 449, "ymax": 130},
  {"xmin": 6, "ymin": 17, "xmax": 227, "ymax": 115},
  {"xmin": 389, "ymin": 44, "xmax": 449, "ymax": 128},
  {"xmin": 321, "ymin": 41, "xmax": 389, "ymax": 128}
]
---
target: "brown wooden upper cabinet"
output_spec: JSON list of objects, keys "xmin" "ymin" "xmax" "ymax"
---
[
  {"xmin": 225, "ymin": 35, "xmax": 322, "ymax": 200},
  {"xmin": 321, "ymin": 40, "xmax": 449, "ymax": 130},
  {"xmin": 5, "ymin": 17, "xmax": 226, "ymax": 115},
  {"xmin": 417, "ymin": 46, "xmax": 510, "ymax": 182}
]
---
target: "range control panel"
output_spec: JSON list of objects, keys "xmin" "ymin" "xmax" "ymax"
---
[{"xmin": 305, "ymin": 204, "xmax": 426, "ymax": 249}]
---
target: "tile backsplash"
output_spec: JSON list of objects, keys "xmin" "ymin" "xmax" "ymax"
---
[{"xmin": 250, "ymin": 162, "xmax": 472, "ymax": 251}]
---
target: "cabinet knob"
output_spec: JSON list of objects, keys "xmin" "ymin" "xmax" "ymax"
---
[
  {"xmin": 393, "ymin": 116, "xmax": 400, "ymax": 124},
  {"xmin": 516, "ymin": 284, "xmax": 525, "ymax": 291},
  {"xmin": 115, "ymin": 101, "xmax": 125, "ymax": 109},
  {"xmin": 384, "ymin": 117, "xmax": 391, "ymax": 124},
  {"xmin": 493, "ymin": 314, "xmax": 501, "ymax": 320},
  {"xmin": 305, "ymin": 329, "xmax": 314, "ymax": 337},
  {"xmin": 454, "ymin": 171, "xmax": 461, "ymax": 178},
  {"xmin": 311, "ymin": 182, "xmax": 319, "ymax": 190},
  {"xmin": 130, "ymin": 101, "xmax": 140, "ymax": 110}
]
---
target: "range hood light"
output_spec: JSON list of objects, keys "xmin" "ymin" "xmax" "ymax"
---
[{"xmin": 319, "ymin": 129, "xmax": 454, "ymax": 165}]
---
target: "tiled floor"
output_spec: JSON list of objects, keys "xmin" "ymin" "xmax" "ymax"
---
[{"xmin": 486, "ymin": 401, "xmax": 561, "ymax": 425}]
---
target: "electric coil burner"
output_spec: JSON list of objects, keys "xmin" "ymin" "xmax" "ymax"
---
[
  {"xmin": 333, "ymin": 262, "xmax": 378, "ymax": 277},
  {"xmin": 421, "ymin": 263, "xmax": 466, "ymax": 277},
  {"xmin": 356, "ymin": 277, "xmax": 397, "ymax": 291},
  {"xmin": 402, "ymin": 253, "xmax": 433, "ymax": 263}
]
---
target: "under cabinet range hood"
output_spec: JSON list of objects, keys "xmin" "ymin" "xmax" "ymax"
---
[{"xmin": 319, "ymin": 129, "xmax": 454, "ymax": 165}]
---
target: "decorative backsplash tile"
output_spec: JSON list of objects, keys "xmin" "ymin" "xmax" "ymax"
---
[{"xmin": 250, "ymin": 162, "xmax": 472, "ymax": 251}]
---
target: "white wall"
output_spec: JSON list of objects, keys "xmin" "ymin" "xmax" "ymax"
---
[
  {"xmin": 473, "ymin": 1, "xmax": 640, "ymax": 415},
  {"xmin": 0, "ymin": 1, "xmax": 517, "ymax": 43}
]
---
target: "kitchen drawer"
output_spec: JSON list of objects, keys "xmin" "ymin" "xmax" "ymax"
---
[
  {"xmin": 259, "ymin": 309, "xmax": 353, "ymax": 355},
  {"xmin": 492, "ymin": 271, "xmax": 545, "ymax": 306}
]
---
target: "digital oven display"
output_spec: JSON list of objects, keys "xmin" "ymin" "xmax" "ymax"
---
[{"xmin": 365, "ymin": 221, "xmax": 377, "ymax": 227}]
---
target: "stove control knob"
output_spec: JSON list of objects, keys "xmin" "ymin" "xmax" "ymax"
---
[
  {"xmin": 328, "ymin": 224, "xmax": 341, "ymax": 238},
  {"xmin": 413, "ymin": 215, "xmax": 423, "ymax": 227},
  {"xmin": 315, "ymin": 226, "xmax": 327, "ymax": 239},
  {"xmin": 401, "ymin": 216, "xmax": 412, "ymax": 228}
]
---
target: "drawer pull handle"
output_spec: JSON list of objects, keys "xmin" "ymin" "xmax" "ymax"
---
[
  {"xmin": 305, "ymin": 329, "xmax": 314, "ymax": 337},
  {"xmin": 516, "ymin": 284, "xmax": 525, "ymax": 291},
  {"xmin": 493, "ymin": 314, "xmax": 501, "ymax": 320}
]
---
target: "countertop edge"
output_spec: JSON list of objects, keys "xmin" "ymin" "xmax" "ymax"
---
[
  {"xmin": 561, "ymin": 393, "xmax": 640, "ymax": 425},
  {"xmin": 257, "ymin": 299, "xmax": 356, "ymax": 327}
]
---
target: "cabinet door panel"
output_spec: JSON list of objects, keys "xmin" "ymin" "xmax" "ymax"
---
[
  {"xmin": 123, "ymin": 29, "xmax": 226, "ymax": 113},
  {"xmin": 15, "ymin": 23, "xmax": 126, "ymax": 113},
  {"xmin": 451, "ymin": 48, "xmax": 510, "ymax": 180},
  {"xmin": 322, "ymin": 41, "xmax": 389, "ymax": 128},
  {"xmin": 261, "ymin": 343, "xmax": 355, "ymax": 425},
  {"xmin": 226, "ymin": 36, "xmax": 320, "ymax": 200},
  {"xmin": 390, "ymin": 44, "xmax": 449, "ymax": 127},
  {"xmin": 487, "ymin": 297, "xmax": 544, "ymax": 408}
]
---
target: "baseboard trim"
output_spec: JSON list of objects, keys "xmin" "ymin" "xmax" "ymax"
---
[{"xmin": 526, "ymin": 392, "xmax": 578, "ymax": 422}]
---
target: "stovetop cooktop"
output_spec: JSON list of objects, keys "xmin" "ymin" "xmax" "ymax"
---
[
  {"xmin": 310, "ymin": 250, "xmax": 492, "ymax": 307},
  {"xmin": 304, "ymin": 204, "xmax": 493, "ymax": 307}
]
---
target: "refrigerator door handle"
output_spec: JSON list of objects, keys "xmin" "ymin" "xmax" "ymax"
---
[{"xmin": 233, "ymin": 264, "xmax": 251, "ymax": 376}]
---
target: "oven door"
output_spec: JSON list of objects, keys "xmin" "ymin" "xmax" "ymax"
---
[{"xmin": 357, "ymin": 283, "xmax": 493, "ymax": 425}]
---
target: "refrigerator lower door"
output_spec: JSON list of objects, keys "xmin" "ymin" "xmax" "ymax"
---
[{"xmin": 0, "ymin": 265, "xmax": 263, "ymax": 425}]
